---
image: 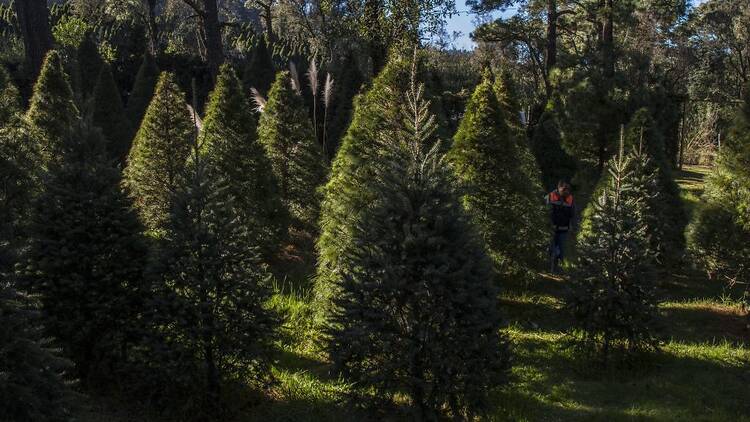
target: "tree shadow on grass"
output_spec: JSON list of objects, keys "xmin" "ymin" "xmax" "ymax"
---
[
  {"xmin": 661, "ymin": 303, "xmax": 749, "ymax": 346},
  {"xmin": 493, "ymin": 329, "xmax": 750, "ymax": 422}
]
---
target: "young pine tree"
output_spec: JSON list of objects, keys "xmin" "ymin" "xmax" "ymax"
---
[
  {"xmin": 19, "ymin": 124, "xmax": 149, "ymax": 380},
  {"xmin": 200, "ymin": 64, "xmax": 287, "ymax": 259},
  {"xmin": 0, "ymin": 279, "xmax": 79, "ymax": 422},
  {"xmin": 92, "ymin": 62, "xmax": 133, "ymax": 163},
  {"xmin": 258, "ymin": 70, "xmax": 326, "ymax": 231},
  {"xmin": 326, "ymin": 75, "xmax": 509, "ymax": 420},
  {"xmin": 316, "ymin": 54, "xmax": 422, "ymax": 309},
  {"xmin": 568, "ymin": 148, "xmax": 660, "ymax": 362},
  {"xmin": 448, "ymin": 73, "xmax": 547, "ymax": 279},
  {"xmin": 123, "ymin": 72, "xmax": 194, "ymax": 233},
  {"xmin": 150, "ymin": 152, "xmax": 279, "ymax": 417},
  {"xmin": 688, "ymin": 85, "xmax": 750, "ymax": 305},
  {"xmin": 126, "ymin": 52, "xmax": 159, "ymax": 129},
  {"xmin": 25, "ymin": 51, "xmax": 80, "ymax": 163},
  {"xmin": 625, "ymin": 108, "xmax": 686, "ymax": 266},
  {"xmin": 242, "ymin": 36, "xmax": 275, "ymax": 96}
]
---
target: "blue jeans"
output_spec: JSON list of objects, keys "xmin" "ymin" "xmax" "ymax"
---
[{"xmin": 552, "ymin": 231, "xmax": 568, "ymax": 262}]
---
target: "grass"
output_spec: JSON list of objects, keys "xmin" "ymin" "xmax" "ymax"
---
[{"xmin": 82, "ymin": 164, "xmax": 749, "ymax": 421}]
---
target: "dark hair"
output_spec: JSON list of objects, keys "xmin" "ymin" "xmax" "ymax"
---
[{"xmin": 557, "ymin": 180, "xmax": 569, "ymax": 188}]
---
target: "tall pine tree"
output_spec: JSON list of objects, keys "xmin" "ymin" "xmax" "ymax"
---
[
  {"xmin": 200, "ymin": 64, "xmax": 287, "ymax": 259},
  {"xmin": 448, "ymin": 72, "xmax": 547, "ymax": 279},
  {"xmin": 149, "ymin": 153, "xmax": 279, "ymax": 418},
  {"xmin": 688, "ymin": 84, "xmax": 750, "ymax": 304},
  {"xmin": 25, "ymin": 50, "xmax": 79, "ymax": 163},
  {"xmin": 126, "ymin": 52, "xmax": 159, "ymax": 129},
  {"xmin": 326, "ymin": 75, "xmax": 509, "ymax": 419},
  {"xmin": 568, "ymin": 148, "xmax": 660, "ymax": 362},
  {"xmin": 91, "ymin": 62, "xmax": 133, "ymax": 163},
  {"xmin": 123, "ymin": 72, "xmax": 194, "ymax": 233},
  {"xmin": 19, "ymin": 124, "xmax": 149, "ymax": 380},
  {"xmin": 258, "ymin": 70, "xmax": 326, "ymax": 231}
]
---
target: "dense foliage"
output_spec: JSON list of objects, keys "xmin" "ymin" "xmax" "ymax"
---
[
  {"xmin": 258, "ymin": 70, "xmax": 326, "ymax": 231},
  {"xmin": 19, "ymin": 124, "xmax": 148, "ymax": 380},
  {"xmin": 91, "ymin": 62, "xmax": 132, "ymax": 163},
  {"xmin": 688, "ymin": 84, "xmax": 750, "ymax": 305},
  {"xmin": 148, "ymin": 153, "xmax": 279, "ymax": 418},
  {"xmin": 326, "ymin": 76, "xmax": 509, "ymax": 419},
  {"xmin": 123, "ymin": 72, "xmax": 194, "ymax": 233},
  {"xmin": 201, "ymin": 64, "xmax": 287, "ymax": 260},
  {"xmin": 25, "ymin": 50, "xmax": 79, "ymax": 163},
  {"xmin": 448, "ymin": 73, "xmax": 547, "ymax": 279},
  {"xmin": 568, "ymin": 149, "xmax": 660, "ymax": 362}
]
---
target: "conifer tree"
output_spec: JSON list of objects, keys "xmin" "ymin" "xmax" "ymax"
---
[
  {"xmin": 530, "ymin": 109, "xmax": 577, "ymax": 191},
  {"xmin": 326, "ymin": 75, "xmax": 509, "ymax": 419},
  {"xmin": 316, "ymin": 54, "xmax": 418, "ymax": 308},
  {"xmin": 25, "ymin": 50, "xmax": 80, "ymax": 163},
  {"xmin": 448, "ymin": 73, "xmax": 547, "ymax": 279},
  {"xmin": 326, "ymin": 51, "xmax": 364, "ymax": 158},
  {"xmin": 258, "ymin": 70, "xmax": 326, "ymax": 231},
  {"xmin": 624, "ymin": 108, "xmax": 686, "ymax": 265},
  {"xmin": 200, "ymin": 64, "xmax": 286, "ymax": 259},
  {"xmin": 494, "ymin": 68, "xmax": 523, "ymax": 130},
  {"xmin": 126, "ymin": 52, "xmax": 159, "ymax": 129},
  {"xmin": 688, "ymin": 85, "xmax": 750, "ymax": 303},
  {"xmin": 149, "ymin": 152, "xmax": 278, "ymax": 416},
  {"xmin": 242, "ymin": 36, "xmax": 275, "ymax": 96},
  {"xmin": 19, "ymin": 124, "xmax": 149, "ymax": 379},
  {"xmin": 0, "ymin": 279, "xmax": 79, "ymax": 422},
  {"xmin": 568, "ymin": 148, "xmax": 660, "ymax": 362},
  {"xmin": 0, "ymin": 65, "xmax": 21, "ymax": 126},
  {"xmin": 92, "ymin": 62, "xmax": 133, "ymax": 163},
  {"xmin": 494, "ymin": 69, "xmax": 546, "ymax": 206},
  {"xmin": 123, "ymin": 72, "xmax": 194, "ymax": 232},
  {"xmin": 76, "ymin": 34, "xmax": 103, "ymax": 101}
]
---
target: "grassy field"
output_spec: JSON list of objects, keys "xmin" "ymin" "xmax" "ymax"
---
[{"xmin": 83, "ymin": 164, "xmax": 749, "ymax": 421}]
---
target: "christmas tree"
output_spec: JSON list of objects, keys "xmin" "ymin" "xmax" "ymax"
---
[
  {"xmin": 0, "ymin": 65, "xmax": 20, "ymax": 126},
  {"xmin": 200, "ymin": 64, "xmax": 287, "ymax": 259},
  {"xmin": 624, "ymin": 108, "xmax": 686, "ymax": 266},
  {"xmin": 19, "ymin": 124, "xmax": 149, "ymax": 379},
  {"xmin": 126, "ymin": 52, "xmax": 159, "ymax": 129},
  {"xmin": 123, "ymin": 72, "xmax": 194, "ymax": 233},
  {"xmin": 568, "ymin": 145, "xmax": 660, "ymax": 362},
  {"xmin": 316, "ymin": 53, "xmax": 420, "ymax": 310},
  {"xmin": 91, "ymin": 62, "xmax": 133, "ymax": 163},
  {"xmin": 149, "ymin": 153, "xmax": 279, "ymax": 417},
  {"xmin": 258, "ymin": 70, "xmax": 326, "ymax": 231},
  {"xmin": 25, "ymin": 50, "xmax": 80, "ymax": 163},
  {"xmin": 448, "ymin": 72, "xmax": 547, "ymax": 279},
  {"xmin": 326, "ymin": 73, "xmax": 509, "ymax": 419}
]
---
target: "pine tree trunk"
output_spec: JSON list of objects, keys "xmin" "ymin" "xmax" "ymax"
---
[
  {"xmin": 14, "ymin": 0, "xmax": 52, "ymax": 81},
  {"xmin": 545, "ymin": 0, "xmax": 558, "ymax": 79},
  {"xmin": 201, "ymin": 0, "xmax": 224, "ymax": 80},
  {"xmin": 145, "ymin": 0, "xmax": 159, "ymax": 55}
]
